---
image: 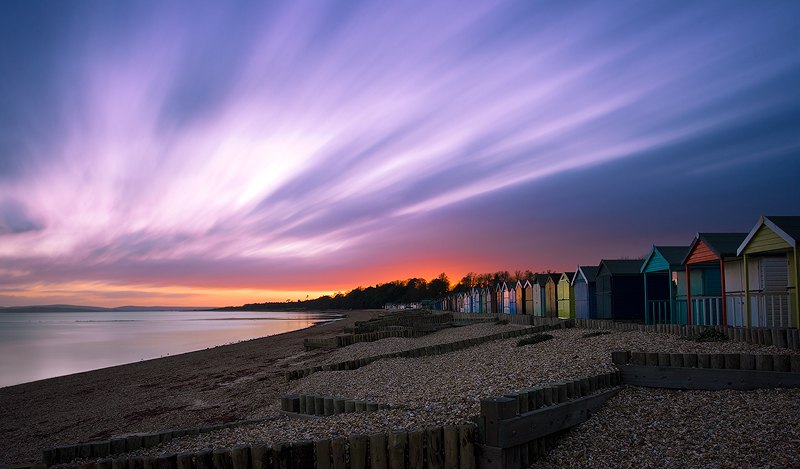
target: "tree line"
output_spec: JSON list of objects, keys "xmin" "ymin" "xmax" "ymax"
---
[{"xmin": 219, "ymin": 270, "xmax": 553, "ymax": 311}]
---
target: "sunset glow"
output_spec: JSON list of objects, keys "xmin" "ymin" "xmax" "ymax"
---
[{"xmin": 1, "ymin": 1, "xmax": 799, "ymax": 307}]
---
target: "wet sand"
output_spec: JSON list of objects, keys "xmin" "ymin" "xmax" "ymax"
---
[{"xmin": 0, "ymin": 309, "xmax": 384, "ymax": 466}]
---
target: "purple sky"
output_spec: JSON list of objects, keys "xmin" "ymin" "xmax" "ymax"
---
[{"xmin": 1, "ymin": 1, "xmax": 799, "ymax": 307}]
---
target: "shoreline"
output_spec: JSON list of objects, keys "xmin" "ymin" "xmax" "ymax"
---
[
  {"xmin": 0, "ymin": 310, "xmax": 345, "ymax": 390},
  {"xmin": 0, "ymin": 309, "xmax": 383, "ymax": 465}
]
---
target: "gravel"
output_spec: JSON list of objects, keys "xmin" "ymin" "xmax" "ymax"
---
[{"xmin": 70, "ymin": 324, "xmax": 800, "ymax": 468}]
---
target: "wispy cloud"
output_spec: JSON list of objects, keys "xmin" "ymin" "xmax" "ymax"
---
[{"xmin": 1, "ymin": 1, "xmax": 798, "ymax": 306}]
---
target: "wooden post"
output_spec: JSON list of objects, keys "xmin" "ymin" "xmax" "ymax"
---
[
  {"xmin": 231, "ymin": 446, "xmax": 250, "ymax": 469},
  {"xmin": 292, "ymin": 440, "xmax": 314, "ymax": 469},
  {"xmin": 458, "ymin": 424, "xmax": 476, "ymax": 469},
  {"xmin": 250, "ymin": 444, "xmax": 271, "ymax": 469},
  {"xmin": 426, "ymin": 426, "xmax": 444, "ymax": 469},
  {"xmin": 158, "ymin": 454, "xmax": 179, "ymax": 469},
  {"xmin": 195, "ymin": 449, "xmax": 214, "ymax": 469},
  {"xmin": 212, "ymin": 448, "xmax": 231, "ymax": 469},
  {"xmin": 480, "ymin": 398, "xmax": 516, "ymax": 447},
  {"xmin": 388, "ymin": 430, "xmax": 407, "ymax": 469},
  {"xmin": 272, "ymin": 443, "xmax": 291, "ymax": 469},
  {"xmin": 443, "ymin": 426, "xmax": 459, "ymax": 469},
  {"xmin": 331, "ymin": 438, "xmax": 347, "ymax": 469},
  {"xmin": 315, "ymin": 440, "xmax": 331, "ymax": 469},
  {"xmin": 370, "ymin": 433, "xmax": 388, "ymax": 469},
  {"xmin": 176, "ymin": 452, "xmax": 193, "ymax": 469},
  {"xmin": 408, "ymin": 430, "xmax": 425, "ymax": 469},
  {"xmin": 349, "ymin": 434, "xmax": 369, "ymax": 469},
  {"xmin": 740, "ymin": 354, "xmax": 756, "ymax": 370}
]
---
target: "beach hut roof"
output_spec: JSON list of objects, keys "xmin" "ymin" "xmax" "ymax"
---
[
  {"xmin": 522, "ymin": 279, "xmax": 533, "ymax": 288},
  {"xmin": 597, "ymin": 259, "xmax": 644, "ymax": 276},
  {"xmin": 545, "ymin": 273, "xmax": 562, "ymax": 284},
  {"xmin": 572, "ymin": 265, "xmax": 599, "ymax": 285},
  {"xmin": 683, "ymin": 232, "xmax": 748, "ymax": 264},
  {"xmin": 559, "ymin": 272, "xmax": 575, "ymax": 283},
  {"xmin": 738, "ymin": 215, "xmax": 800, "ymax": 255},
  {"xmin": 640, "ymin": 245, "xmax": 689, "ymax": 273}
]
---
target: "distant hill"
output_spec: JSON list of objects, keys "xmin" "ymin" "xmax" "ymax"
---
[{"xmin": 0, "ymin": 305, "xmax": 212, "ymax": 313}]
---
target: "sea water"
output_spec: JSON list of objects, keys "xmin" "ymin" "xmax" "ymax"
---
[{"xmin": 0, "ymin": 310, "xmax": 338, "ymax": 388}]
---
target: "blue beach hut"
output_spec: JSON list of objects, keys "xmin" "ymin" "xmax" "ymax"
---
[
  {"xmin": 640, "ymin": 246, "xmax": 689, "ymax": 324},
  {"xmin": 572, "ymin": 266, "xmax": 599, "ymax": 319}
]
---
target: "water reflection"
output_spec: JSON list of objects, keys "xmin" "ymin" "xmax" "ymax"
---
[{"xmin": 0, "ymin": 311, "xmax": 338, "ymax": 388}]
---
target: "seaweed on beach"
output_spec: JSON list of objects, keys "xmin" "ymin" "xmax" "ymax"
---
[
  {"xmin": 690, "ymin": 328, "xmax": 728, "ymax": 342},
  {"xmin": 582, "ymin": 331, "xmax": 612, "ymax": 339},
  {"xmin": 517, "ymin": 333, "xmax": 553, "ymax": 347}
]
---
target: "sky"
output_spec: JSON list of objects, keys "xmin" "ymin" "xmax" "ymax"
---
[{"xmin": 1, "ymin": 1, "xmax": 799, "ymax": 308}]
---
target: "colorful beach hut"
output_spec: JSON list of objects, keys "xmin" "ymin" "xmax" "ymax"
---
[
  {"xmin": 737, "ymin": 215, "xmax": 800, "ymax": 328},
  {"xmin": 640, "ymin": 246, "xmax": 689, "ymax": 324},
  {"xmin": 530, "ymin": 274, "xmax": 548, "ymax": 317},
  {"xmin": 595, "ymin": 260, "xmax": 646, "ymax": 320},
  {"xmin": 522, "ymin": 279, "xmax": 534, "ymax": 315},
  {"xmin": 572, "ymin": 266, "xmax": 599, "ymax": 319},
  {"xmin": 545, "ymin": 273, "xmax": 561, "ymax": 318},
  {"xmin": 557, "ymin": 272, "xmax": 576, "ymax": 319},
  {"xmin": 682, "ymin": 233, "xmax": 748, "ymax": 326},
  {"xmin": 515, "ymin": 281, "xmax": 525, "ymax": 315}
]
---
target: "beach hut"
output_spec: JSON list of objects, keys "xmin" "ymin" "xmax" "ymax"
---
[
  {"xmin": 557, "ymin": 272, "xmax": 576, "ymax": 319},
  {"xmin": 507, "ymin": 281, "xmax": 518, "ymax": 314},
  {"xmin": 595, "ymin": 260, "xmax": 646, "ymax": 320},
  {"xmin": 515, "ymin": 280, "xmax": 525, "ymax": 315},
  {"xmin": 545, "ymin": 273, "xmax": 561, "ymax": 318},
  {"xmin": 640, "ymin": 246, "xmax": 689, "ymax": 324},
  {"xmin": 480, "ymin": 285, "xmax": 491, "ymax": 314},
  {"xmin": 572, "ymin": 266, "xmax": 599, "ymax": 319},
  {"xmin": 737, "ymin": 216, "xmax": 800, "ymax": 328},
  {"xmin": 530, "ymin": 274, "xmax": 548, "ymax": 317},
  {"xmin": 523, "ymin": 279, "xmax": 534, "ymax": 315},
  {"xmin": 682, "ymin": 232, "xmax": 748, "ymax": 326},
  {"xmin": 490, "ymin": 285, "xmax": 501, "ymax": 315}
]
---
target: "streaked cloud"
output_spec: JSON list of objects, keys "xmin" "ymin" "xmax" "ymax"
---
[{"xmin": 0, "ymin": 1, "xmax": 798, "ymax": 306}]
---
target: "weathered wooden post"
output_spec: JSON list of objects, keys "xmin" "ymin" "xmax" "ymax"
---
[
  {"xmin": 195, "ymin": 449, "xmax": 214, "ymax": 469},
  {"xmin": 408, "ymin": 430, "xmax": 425, "ymax": 469},
  {"xmin": 292, "ymin": 440, "xmax": 314, "ymax": 469},
  {"xmin": 370, "ymin": 433, "xmax": 388, "ymax": 469},
  {"xmin": 176, "ymin": 452, "xmax": 193, "ymax": 469},
  {"xmin": 426, "ymin": 426, "xmax": 444, "ymax": 469},
  {"xmin": 458, "ymin": 424, "xmax": 476, "ymax": 469},
  {"xmin": 212, "ymin": 448, "xmax": 231, "ymax": 469},
  {"xmin": 349, "ymin": 434, "xmax": 369, "ymax": 469},
  {"xmin": 273, "ymin": 443, "xmax": 291, "ymax": 469},
  {"xmin": 231, "ymin": 446, "xmax": 250, "ymax": 469},
  {"xmin": 331, "ymin": 438, "xmax": 347, "ymax": 469},
  {"xmin": 443, "ymin": 426, "xmax": 459, "ymax": 469},
  {"xmin": 315, "ymin": 439, "xmax": 331, "ymax": 469},
  {"xmin": 388, "ymin": 430, "xmax": 407, "ymax": 469}
]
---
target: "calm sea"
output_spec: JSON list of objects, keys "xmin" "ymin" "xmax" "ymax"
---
[{"xmin": 0, "ymin": 310, "xmax": 338, "ymax": 388}]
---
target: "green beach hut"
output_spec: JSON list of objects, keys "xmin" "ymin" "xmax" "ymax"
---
[{"xmin": 557, "ymin": 272, "xmax": 576, "ymax": 319}]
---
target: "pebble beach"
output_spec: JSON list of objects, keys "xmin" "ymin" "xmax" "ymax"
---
[{"xmin": 2, "ymin": 310, "xmax": 800, "ymax": 469}]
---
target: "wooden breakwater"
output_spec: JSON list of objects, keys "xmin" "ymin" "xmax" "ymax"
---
[
  {"xmin": 44, "ymin": 425, "xmax": 479, "ymax": 469},
  {"xmin": 280, "ymin": 394, "xmax": 389, "ymax": 418},
  {"xmin": 304, "ymin": 328, "xmax": 413, "ymax": 351},
  {"xmin": 476, "ymin": 371, "xmax": 621, "ymax": 469},
  {"xmin": 40, "ymin": 419, "xmax": 272, "ymax": 467},
  {"xmin": 287, "ymin": 322, "xmax": 571, "ymax": 381},
  {"xmin": 344, "ymin": 311, "xmax": 455, "ymax": 335},
  {"xmin": 612, "ymin": 350, "xmax": 800, "ymax": 390}
]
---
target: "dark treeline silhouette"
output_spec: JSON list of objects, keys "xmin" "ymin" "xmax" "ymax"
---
[{"xmin": 220, "ymin": 269, "xmax": 550, "ymax": 311}]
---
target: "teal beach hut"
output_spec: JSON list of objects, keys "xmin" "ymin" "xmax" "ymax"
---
[{"xmin": 640, "ymin": 246, "xmax": 689, "ymax": 324}]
